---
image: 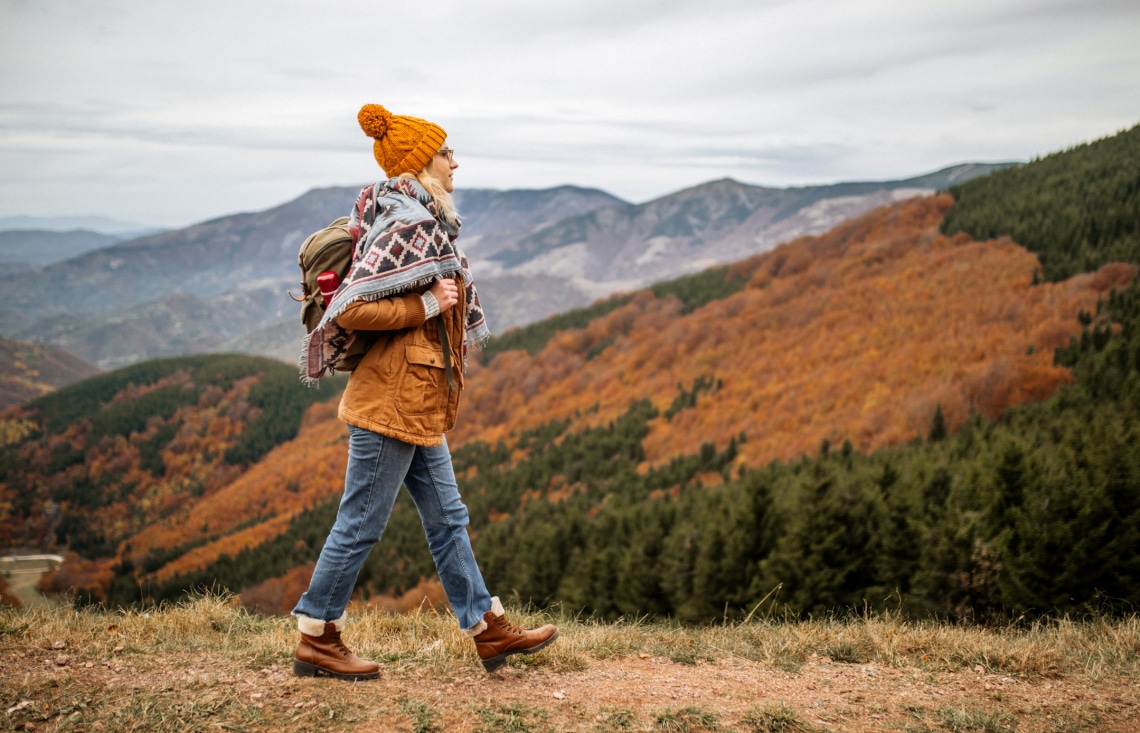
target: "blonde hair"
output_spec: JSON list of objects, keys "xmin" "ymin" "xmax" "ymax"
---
[{"xmin": 400, "ymin": 159, "xmax": 458, "ymax": 227}]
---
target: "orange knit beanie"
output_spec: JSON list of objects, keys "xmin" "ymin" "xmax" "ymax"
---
[{"xmin": 358, "ymin": 104, "xmax": 447, "ymax": 178}]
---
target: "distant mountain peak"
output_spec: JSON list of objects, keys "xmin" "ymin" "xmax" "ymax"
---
[{"xmin": 647, "ymin": 177, "xmax": 765, "ymax": 202}]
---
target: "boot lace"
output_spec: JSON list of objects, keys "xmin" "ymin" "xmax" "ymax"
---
[
  {"xmin": 494, "ymin": 614, "xmax": 526, "ymax": 635},
  {"xmin": 328, "ymin": 630, "xmax": 352, "ymax": 657}
]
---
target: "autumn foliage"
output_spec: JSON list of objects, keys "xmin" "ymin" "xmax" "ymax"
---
[
  {"xmin": 0, "ymin": 356, "xmax": 340, "ymax": 602},
  {"xmin": 454, "ymin": 195, "xmax": 1130, "ymax": 469}
]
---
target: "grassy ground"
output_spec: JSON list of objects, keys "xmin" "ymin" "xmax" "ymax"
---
[{"xmin": 1, "ymin": 594, "xmax": 1138, "ymax": 732}]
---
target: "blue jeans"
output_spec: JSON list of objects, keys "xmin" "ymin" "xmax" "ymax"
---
[{"xmin": 292, "ymin": 425, "xmax": 492, "ymax": 630}]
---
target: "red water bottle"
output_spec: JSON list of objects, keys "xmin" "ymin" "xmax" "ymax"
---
[{"xmin": 317, "ymin": 271, "xmax": 341, "ymax": 306}]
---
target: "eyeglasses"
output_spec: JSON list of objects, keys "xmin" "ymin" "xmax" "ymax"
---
[{"xmin": 437, "ymin": 147, "xmax": 455, "ymax": 162}]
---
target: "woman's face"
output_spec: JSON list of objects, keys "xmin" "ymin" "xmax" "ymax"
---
[{"xmin": 428, "ymin": 145, "xmax": 458, "ymax": 193}]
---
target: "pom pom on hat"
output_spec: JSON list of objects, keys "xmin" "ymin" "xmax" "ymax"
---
[
  {"xmin": 358, "ymin": 103, "xmax": 447, "ymax": 178},
  {"xmin": 358, "ymin": 104, "xmax": 392, "ymax": 138}
]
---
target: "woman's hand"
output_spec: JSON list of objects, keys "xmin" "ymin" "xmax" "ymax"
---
[{"xmin": 430, "ymin": 278, "xmax": 460, "ymax": 314}]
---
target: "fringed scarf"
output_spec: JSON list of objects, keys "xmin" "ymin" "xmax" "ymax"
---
[{"xmin": 301, "ymin": 177, "xmax": 490, "ymax": 384}]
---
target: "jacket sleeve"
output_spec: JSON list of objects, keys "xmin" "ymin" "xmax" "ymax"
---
[{"xmin": 336, "ymin": 294, "xmax": 428, "ymax": 331}]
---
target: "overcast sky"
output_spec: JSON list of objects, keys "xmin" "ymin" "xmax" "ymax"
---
[{"xmin": 1, "ymin": 0, "xmax": 1137, "ymax": 228}]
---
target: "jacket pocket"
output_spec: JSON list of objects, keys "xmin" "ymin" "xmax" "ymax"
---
[{"xmin": 396, "ymin": 343, "xmax": 446, "ymax": 416}]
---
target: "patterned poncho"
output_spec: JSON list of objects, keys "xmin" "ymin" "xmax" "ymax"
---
[{"xmin": 301, "ymin": 178, "xmax": 489, "ymax": 383}]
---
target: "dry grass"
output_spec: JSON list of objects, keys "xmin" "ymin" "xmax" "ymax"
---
[
  {"xmin": 2, "ymin": 594, "xmax": 1138, "ymax": 732},
  {"xmin": 529, "ymin": 604, "xmax": 1140, "ymax": 681}
]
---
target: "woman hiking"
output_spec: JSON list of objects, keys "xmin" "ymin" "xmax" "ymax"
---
[{"xmin": 291, "ymin": 103, "xmax": 558, "ymax": 680}]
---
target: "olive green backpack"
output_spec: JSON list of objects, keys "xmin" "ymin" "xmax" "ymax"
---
[{"xmin": 293, "ymin": 215, "xmax": 377, "ymax": 372}]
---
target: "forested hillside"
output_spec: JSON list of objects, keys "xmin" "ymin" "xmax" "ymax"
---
[
  {"xmin": 467, "ymin": 284, "xmax": 1139, "ymax": 620},
  {"xmin": 457, "ymin": 195, "xmax": 1124, "ymax": 466},
  {"xmin": 450, "ymin": 125, "xmax": 1140, "ymax": 620},
  {"xmin": 74, "ymin": 204, "xmax": 1129, "ymax": 617},
  {"xmin": 942, "ymin": 123, "xmax": 1140, "ymax": 281},
  {"xmin": 3, "ymin": 127, "xmax": 1136, "ymax": 622},
  {"xmin": 0, "ymin": 355, "xmax": 341, "ymax": 598}
]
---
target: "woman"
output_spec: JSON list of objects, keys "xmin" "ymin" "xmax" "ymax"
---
[{"xmin": 292, "ymin": 104, "xmax": 558, "ymax": 680}]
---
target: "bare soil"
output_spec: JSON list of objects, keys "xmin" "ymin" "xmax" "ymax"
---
[
  {"xmin": 2, "ymin": 642, "xmax": 1137, "ymax": 732},
  {"xmin": 2, "ymin": 596, "xmax": 1138, "ymax": 732}
]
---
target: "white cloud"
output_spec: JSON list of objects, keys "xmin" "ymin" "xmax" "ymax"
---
[{"xmin": 0, "ymin": 0, "xmax": 1137, "ymax": 227}]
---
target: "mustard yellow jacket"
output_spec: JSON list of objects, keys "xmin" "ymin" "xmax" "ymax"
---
[{"xmin": 335, "ymin": 279, "xmax": 466, "ymax": 446}]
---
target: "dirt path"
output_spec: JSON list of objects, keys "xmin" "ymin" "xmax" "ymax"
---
[{"xmin": 3, "ymin": 646, "xmax": 1137, "ymax": 732}]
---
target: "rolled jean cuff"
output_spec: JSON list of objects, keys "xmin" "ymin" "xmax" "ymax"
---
[
  {"xmin": 295, "ymin": 611, "xmax": 346, "ymax": 636},
  {"xmin": 462, "ymin": 596, "xmax": 501, "ymax": 637}
]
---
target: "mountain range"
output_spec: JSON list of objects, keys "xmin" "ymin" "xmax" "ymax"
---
[
  {"xmin": 0, "ymin": 214, "xmax": 160, "ymax": 236},
  {"xmin": 0, "ymin": 165, "xmax": 1008, "ymax": 369},
  {"xmin": 0, "ymin": 229, "xmax": 126, "ymax": 272}
]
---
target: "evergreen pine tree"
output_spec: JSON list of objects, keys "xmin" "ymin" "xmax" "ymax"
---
[
  {"xmin": 929, "ymin": 405, "xmax": 948, "ymax": 442},
  {"xmin": 760, "ymin": 472, "xmax": 886, "ymax": 615}
]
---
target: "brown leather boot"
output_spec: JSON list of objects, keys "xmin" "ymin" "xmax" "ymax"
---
[
  {"xmin": 472, "ymin": 598, "xmax": 559, "ymax": 673},
  {"xmin": 293, "ymin": 622, "xmax": 380, "ymax": 681}
]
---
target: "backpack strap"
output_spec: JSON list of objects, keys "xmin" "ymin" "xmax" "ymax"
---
[{"xmin": 438, "ymin": 316, "xmax": 457, "ymax": 393}]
